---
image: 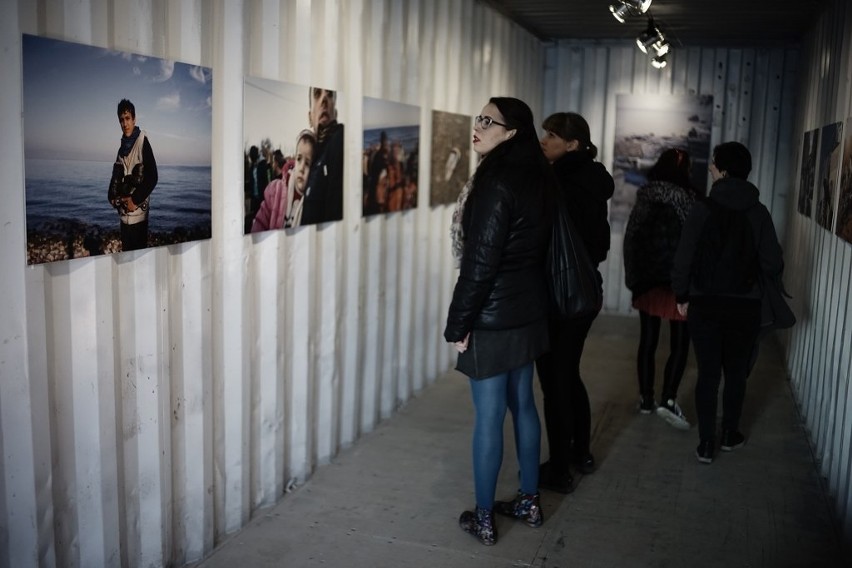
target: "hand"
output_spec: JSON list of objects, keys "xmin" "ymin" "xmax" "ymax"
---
[
  {"xmin": 676, "ymin": 302, "xmax": 689, "ymax": 317},
  {"xmin": 452, "ymin": 333, "xmax": 470, "ymax": 353},
  {"xmin": 121, "ymin": 196, "xmax": 137, "ymax": 212}
]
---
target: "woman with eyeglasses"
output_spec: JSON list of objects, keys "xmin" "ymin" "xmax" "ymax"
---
[
  {"xmin": 535, "ymin": 112, "xmax": 614, "ymax": 493},
  {"xmin": 445, "ymin": 97, "xmax": 554, "ymax": 546},
  {"xmin": 623, "ymin": 148, "xmax": 699, "ymax": 430}
]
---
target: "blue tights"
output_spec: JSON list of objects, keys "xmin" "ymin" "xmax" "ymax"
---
[{"xmin": 468, "ymin": 362, "xmax": 541, "ymax": 509}]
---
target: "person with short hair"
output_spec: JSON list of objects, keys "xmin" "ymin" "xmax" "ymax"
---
[
  {"xmin": 300, "ymin": 87, "xmax": 344, "ymax": 224},
  {"xmin": 108, "ymin": 98, "xmax": 158, "ymax": 251},
  {"xmin": 672, "ymin": 142, "xmax": 784, "ymax": 464}
]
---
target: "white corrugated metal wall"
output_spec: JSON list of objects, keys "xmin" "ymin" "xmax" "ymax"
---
[
  {"xmin": 0, "ymin": 1, "xmax": 545, "ymax": 566},
  {"xmin": 542, "ymin": 41, "xmax": 798, "ymax": 314},
  {"xmin": 784, "ymin": 0, "xmax": 852, "ymax": 550}
]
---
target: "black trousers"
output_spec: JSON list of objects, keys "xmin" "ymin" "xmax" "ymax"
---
[
  {"xmin": 636, "ymin": 311, "xmax": 690, "ymax": 403},
  {"xmin": 688, "ymin": 298, "xmax": 761, "ymax": 443},
  {"xmin": 535, "ymin": 311, "xmax": 597, "ymax": 473},
  {"xmin": 120, "ymin": 220, "xmax": 149, "ymax": 251}
]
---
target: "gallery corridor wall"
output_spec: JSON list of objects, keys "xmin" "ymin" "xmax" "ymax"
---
[{"xmin": 0, "ymin": 1, "xmax": 545, "ymax": 566}]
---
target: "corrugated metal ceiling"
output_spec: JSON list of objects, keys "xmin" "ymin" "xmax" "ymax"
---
[{"xmin": 482, "ymin": 0, "xmax": 828, "ymax": 46}]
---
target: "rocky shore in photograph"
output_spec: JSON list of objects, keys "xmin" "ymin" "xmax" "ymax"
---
[{"xmin": 27, "ymin": 219, "xmax": 211, "ymax": 265}]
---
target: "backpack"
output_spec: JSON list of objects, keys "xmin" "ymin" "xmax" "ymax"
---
[
  {"xmin": 546, "ymin": 195, "xmax": 602, "ymax": 319},
  {"xmin": 692, "ymin": 199, "xmax": 760, "ymax": 294}
]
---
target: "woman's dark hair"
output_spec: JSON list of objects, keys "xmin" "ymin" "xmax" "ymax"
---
[
  {"xmin": 713, "ymin": 141, "xmax": 752, "ymax": 179},
  {"xmin": 541, "ymin": 112, "xmax": 598, "ymax": 160},
  {"xmin": 647, "ymin": 148, "xmax": 692, "ymax": 189},
  {"xmin": 476, "ymin": 97, "xmax": 551, "ymax": 173}
]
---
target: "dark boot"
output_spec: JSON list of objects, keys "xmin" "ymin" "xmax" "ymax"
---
[
  {"xmin": 494, "ymin": 490, "xmax": 543, "ymax": 528},
  {"xmin": 459, "ymin": 505, "xmax": 497, "ymax": 546}
]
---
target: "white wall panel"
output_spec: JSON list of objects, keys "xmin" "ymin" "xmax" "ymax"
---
[{"xmin": 0, "ymin": 0, "xmax": 545, "ymax": 566}]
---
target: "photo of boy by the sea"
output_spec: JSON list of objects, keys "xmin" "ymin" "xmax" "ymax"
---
[{"xmin": 22, "ymin": 34, "xmax": 213, "ymax": 265}]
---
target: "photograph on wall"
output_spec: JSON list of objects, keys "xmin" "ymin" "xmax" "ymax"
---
[
  {"xmin": 834, "ymin": 117, "xmax": 852, "ymax": 244},
  {"xmin": 797, "ymin": 128, "xmax": 819, "ymax": 217},
  {"xmin": 609, "ymin": 94, "xmax": 713, "ymax": 232},
  {"xmin": 429, "ymin": 110, "xmax": 471, "ymax": 206},
  {"xmin": 362, "ymin": 97, "xmax": 420, "ymax": 216},
  {"xmin": 244, "ymin": 78, "xmax": 344, "ymax": 233},
  {"xmin": 22, "ymin": 34, "xmax": 212, "ymax": 265},
  {"xmin": 814, "ymin": 121, "xmax": 843, "ymax": 231}
]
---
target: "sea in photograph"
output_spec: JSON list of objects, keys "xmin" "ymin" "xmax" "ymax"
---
[{"xmin": 25, "ymin": 158, "xmax": 211, "ymax": 264}]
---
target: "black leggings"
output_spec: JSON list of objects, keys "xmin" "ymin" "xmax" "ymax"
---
[
  {"xmin": 535, "ymin": 312, "xmax": 596, "ymax": 473},
  {"xmin": 636, "ymin": 310, "xmax": 690, "ymax": 403}
]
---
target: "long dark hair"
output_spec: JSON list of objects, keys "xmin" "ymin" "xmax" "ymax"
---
[
  {"xmin": 476, "ymin": 97, "xmax": 551, "ymax": 175},
  {"xmin": 541, "ymin": 112, "xmax": 598, "ymax": 160},
  {"xmin": 647, "ymin": 148, "xmax": 693, "ymax": 189}
]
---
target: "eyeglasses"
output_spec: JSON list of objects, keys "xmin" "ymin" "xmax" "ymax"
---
[{"xmin": 475, "ymin": 115, "xmax": 509, "ymax": 130}]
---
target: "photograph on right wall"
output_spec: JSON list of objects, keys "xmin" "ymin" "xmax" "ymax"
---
[
  {"xmin": 814, "ymin": 121, "xmax": 843, "ymax": 231},
  {"xmin": 797, "ymin": 128, "xmax": 819, "ymax": 217},
  {"xmin": 835, "ymin": 116, "xmax": 852, "ymax": 244}
]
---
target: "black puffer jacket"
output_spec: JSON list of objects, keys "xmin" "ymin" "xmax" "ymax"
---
[
  {"xmin": 623, "ymin": 180, "xmax": 694, "ymax": 298},
  {"xmin": 552, "ymin": 152, "xmax": 614, "ymax": 265},
  {"xmin": 443, "ymin": 163, "xmax": 551, "ymax": 342}
]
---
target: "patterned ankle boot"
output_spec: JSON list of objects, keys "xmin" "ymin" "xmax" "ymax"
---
[
  {"xmin": 459, "ymin": 505, "xmax": 497, "ymax": 546},
  {"xmin": 494, "ymin": 490, "xmax": 543, "ymax": 528}
]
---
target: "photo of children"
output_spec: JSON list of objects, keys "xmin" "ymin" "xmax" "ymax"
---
[
  {"xmin": 362, "ymin": 97, "xmax": 420, "ymax": 217},
  {"xmin": 22, "ymin": 34, "xmax": 213, "ymax": 264},
  {"xmin": 244, "ymin": 77, "xmax": 344, "ymax": 233}
]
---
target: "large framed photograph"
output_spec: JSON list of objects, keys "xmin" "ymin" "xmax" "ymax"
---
[
  {"xmin": 362, "ymin": 97, "xmax": 420, "ymax": 217},
  {"xmin": 243, "ymin": 77, "xmax": 345, "ymax": 233},
  {"xmin": 610, "ymin": 94, "xmax": 713, "ymax": 232},
  {"xmin": 815, "ymin": 121, "xmax": 843, "ymax": 231},
  {"xmin": 429, "ymin": 110, "xmax": 472, "ymax": 206},
  {"xmin": 834, "ymin": 117, "xmax": 852, "ymax": 243},
  {"xmin": 23, "ymin": 34, "xmax": 212, "ymax": 264}
]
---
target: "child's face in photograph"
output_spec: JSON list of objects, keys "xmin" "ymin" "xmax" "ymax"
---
[{"xmin": 294, "ymin": 139, "xmax": 314, "ymax": 192}]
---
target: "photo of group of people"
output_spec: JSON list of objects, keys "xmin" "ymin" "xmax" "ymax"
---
[
  {"xmin": 362, "ymin": 97, "xmax": 420, "ymax": 217},
  {"xmin": 22, "ymin": 34, "xmax": 213, "ymax": 265},
  {"xmin": 797, "ymin": 128, "xmax": 818, "ymax": 217},
  {"xmin": 243, "ymin": 77, "xmax": 344, "ymax": 234}
]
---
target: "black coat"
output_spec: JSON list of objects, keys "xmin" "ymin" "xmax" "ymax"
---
[
  {"xmin": 443, "ymin": 163, "xmax": 551, "ymax": 342},
  {"xmin": 551, "ymin": 152, "xmax": 614, "ymax": 265},
  {"xmin": 671, "ymin": 177, "xmax": 783, "ymax": 303},
  {"xmin": 623, "ymin": 180, "xmax": 694, "ymax": 298}
]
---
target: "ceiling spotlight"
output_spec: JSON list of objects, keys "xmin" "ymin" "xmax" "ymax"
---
[
  {"xmin": 609, "ymin": 0, "xmax": 653, "ymax": 22},
  {"xmin": 652, "ymin": 38, "xmax": 671, "ymax": 56},
  {"xmin": 636, "ymin": 19, "xmax": 660, "ymax": 53},
  {"xmin": 651, "ymin": 53, "xmax": 668, "ymax": 69}
]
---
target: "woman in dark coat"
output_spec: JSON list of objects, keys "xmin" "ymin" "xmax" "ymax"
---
[
  {"xmin": 535, "ymin": 112, "xmax": 614, "ymax": 493},
  {"xmin": 672, "ymin": 142, "xmax": 784, "ymax": 464},
  {"xmin": 623, "ymin": 148, "xmax": 697, "ymax": 429},
  {"xmin": 444, "ymin": 97, "xmax": 553, "ymax": 545}
]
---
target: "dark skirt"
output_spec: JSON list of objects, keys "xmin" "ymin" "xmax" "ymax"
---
[{"xmin": 455, "ymin": 318, "xmax": 549, "ymax": 379}]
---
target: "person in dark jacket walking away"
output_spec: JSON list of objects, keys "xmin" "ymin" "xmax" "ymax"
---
[
  {"xmin": 671, "ymin": 142, "xmax": 784, "ymax": 464},
  {"xmin": 444, "ymin": 97, "xmax": 553, "ymax": 546},
  {"xmin": 623, "ymin": 148, "xmax": 697, "ymax": 429},
  {"xmin": 535, "ymin": 112, "xmax": 614, "ymax": 492}
]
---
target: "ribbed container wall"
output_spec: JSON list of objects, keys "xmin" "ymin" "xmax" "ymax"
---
[{"xmin": 0, "ymin": 1, "xmax": 544, "ymax": 566}]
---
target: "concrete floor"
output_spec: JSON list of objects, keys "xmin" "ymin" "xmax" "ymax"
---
[{"xmin": 195, "ymin": 314, "xmax": 846, "ymax": 568}]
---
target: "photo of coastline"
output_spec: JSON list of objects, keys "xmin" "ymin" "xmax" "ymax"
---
[
  {"xmin": 609, "ymin": 94, "xmax": 713, "ymax": 233},
  {"xmin": 23, "ymin": 34, "xmax": 213, "ymax": 265}
]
